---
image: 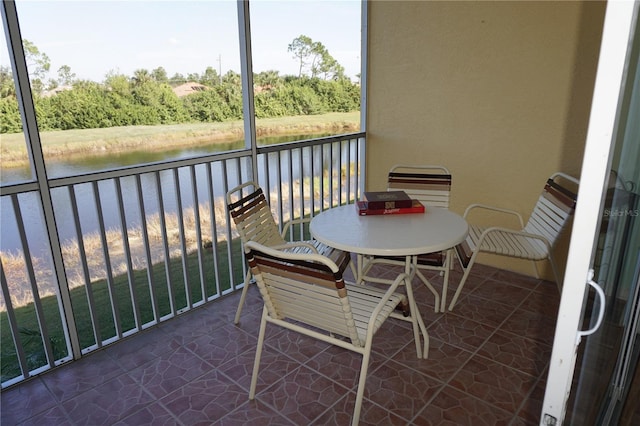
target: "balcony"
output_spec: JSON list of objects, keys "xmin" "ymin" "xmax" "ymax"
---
[
  {"xmin": 2, "ymin": 259, "xmax": 559, "ymax": 425},
  {"xmin": 1, "ymin": 1, "xmax": 610, "ymax": 422},
  {"xmin": 0, "ymin": 130, "xmax": 564, "ymax": 424},
  {"xmin": 1, "ymin": 134, "xmax": 363, "ymax": 388}
]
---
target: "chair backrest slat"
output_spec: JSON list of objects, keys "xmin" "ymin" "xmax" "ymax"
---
[
  {"xmin": 530, "ymin": 199, "xmax": 565, "ymax": 233},
  {"xmin": 524, "ymin": 175, "xmax": 578, "ymax": 246},
  {"xmin": 247, "ymin": 244, "xmax": 362, "ymax": 346},
  {"xmin": 227, "ymin": 183, "xmax": 286, "ymax": 248},
  {"xmin": 387, "ymin": 165, "xmax": 452, "ymax": 209}
]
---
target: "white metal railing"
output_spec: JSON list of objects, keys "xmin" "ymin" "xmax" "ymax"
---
[{"xmin": 0, "ymin": 132, "xmax": 365, "ymax": 388}]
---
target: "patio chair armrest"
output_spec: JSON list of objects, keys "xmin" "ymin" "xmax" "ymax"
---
[
  {"xmin": 280, "ymin": 217, "xmax": 311, "ymax": 240},
  {"xmin": 477, "ymin": 226, "xmax": 552, "ymax": 250},
  {"xmin": 463, "ymin": 203, "xmax": 525, "ymax": 227},
  {"xmin": 366, "ymin": 272, "xmax": 409, "ymax": 335},
  {"xmin": 279, "ymin": 218, "xmax": 320, "ymax": 254},
  {"xmin": 288, "ymin": 217, "xmax": 311, "ymax": 225}
]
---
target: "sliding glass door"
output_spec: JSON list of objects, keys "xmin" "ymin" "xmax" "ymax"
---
[{"xmin": 541, "ymin": 2, "xmax": 640, "ymax": 424}]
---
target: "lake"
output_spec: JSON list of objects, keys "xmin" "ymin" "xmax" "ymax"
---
[{"xmin": 0, "ymin": 133, "xmax": 343, "ymax": 256}]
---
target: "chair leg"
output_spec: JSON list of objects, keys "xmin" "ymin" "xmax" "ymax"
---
[
  {"xmin": 404, "ymin": 258, "xmax": 429, "ymax": 358},
  {"xmin": 448, "ymin": 251, "xmax": 479, "ymax": 311},
  {"xmin": 440, "ymin": 250, "xmax": 451, "ymax": 312},
  {"xmin": 233, "ymin": 270, "xmax": 253, "ymax": 324},
  {"xmin": 348, "ymin": 257, "xmax": 359, "ymax": 284},
  {"xmin": 249, "ymin": 307, "xmax": 268, "ymax": 399},
  {"xmin": 415, "ymin": 268, "xmax": 440, "ymax": 313},
  {"xmin": 357, "ymin": 254, "xmax": 373, "ymax": 285},
  {"xmin": 352, "ymin": 351, "xmax": 370, "ymax": 426},
  {"xmin": 531, "ymin": 259, "xmax": 540, "ymax": 279}
]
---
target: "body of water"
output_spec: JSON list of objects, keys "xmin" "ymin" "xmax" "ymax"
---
[{"xmin": 0, "ymin": 133, "xmax": 349, "ymax": 257}]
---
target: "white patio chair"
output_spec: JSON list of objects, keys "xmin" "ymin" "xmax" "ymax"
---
[
  {"xmin": 227, "ymin": 181, "xmax": 351, "ymax": 324},
  {"xmin": 360, "ymin": 165, "xmax": 453, "ymax": 312},
  {"xmin": 245, "ymin": 240, "xmax": 412, "ymax": 426},
  {"xmin": 448, "ymin": 172, "xmax": 579, "ymax": 311}
]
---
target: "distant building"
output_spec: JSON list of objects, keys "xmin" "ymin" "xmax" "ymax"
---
[
  {"xmin": 172, "ymin": 82, "xmax": 209, "ymax": 97},
  {"xmin": 41, "ymin": 85, "xmax": 73, "ymax": 98},
  {"xmin": 253, "ymin": 84, "xmax": 273, "ymax": 94}
]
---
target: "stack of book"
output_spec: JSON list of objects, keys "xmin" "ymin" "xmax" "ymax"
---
[{"xmin": 356, "ymin": 190, "xmax": 425, "ymax": 216}]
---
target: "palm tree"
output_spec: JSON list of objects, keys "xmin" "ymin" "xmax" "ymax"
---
[
  {"xmin": 254, "ymin": 70, "xmax": 281, "ymax": 91},
  {"xmin": 132, "ymin": 69, "xmax": 152, "ymax": 86}
]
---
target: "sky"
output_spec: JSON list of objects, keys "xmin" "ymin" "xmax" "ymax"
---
[{"xmin": 1, "ymin": 0, "xmax": 362, "ymax": 83}]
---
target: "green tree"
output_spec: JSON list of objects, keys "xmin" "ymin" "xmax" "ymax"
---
[
  {"xmin": 0, "ymin": 40, "xmax": 52, "ymax": 97},
  {"xmin": 41, "ymin": 81, "xmax": 109, "ymax": 129},
  {"xmin": 288, "ymin": 35, "xmax": 345, "ymax": 80},
  {"xmin": 288, "ymin": 84, "xmax": 324, "ymax": 115},
  {"xmin": 182, "ymin": 89, "xmax": 231, "ymax": 122},
  {"xmin": 156, "ymin": 84, "xmax": 190, "ymax": 123},
  {"xmin": 0, "ymin": 66, "xmax": 15, "ymax": 98},
  {"xmin": 254, "ymin": 70, "xmax": 280, "ymax": 90},
  {"xmin": 186, "ymin": 73, "xmax": 200, "ymax": 82},
  {"xmin": 57, "ymin": 65, "xmax": 76, "ymax": 86},
  {"xmin": 288, "ymin": 35, "xmax": 314, "ymax": 78},
  {"xmin": 219, "ymin": 70, "xmax": 243, "ymax": 118},
  {"xmin": 0, "ymin": 96, "xmax": 21, "ymax": 133},
  {"xmin": 169, "ymin": 73, "xmax": 186, "ymax": 86},
  {"xmin": 104, "ymin": 72, "xmax": 131, "ymax": 97},
  {"xmin": 308, "ymin": 78, "xmax": 359, "ymax": 112},
  {"xmin": 46, "ymin": 78, "xmax": 59, "ymax": 91},
  {"xmin": 132, "ymin": 69, "xmax": 152, "ymax": 86},
  {"xmin": 200, "ymin": 67, "xmax": 219, "ymax": 87},
  {"xmin": 30, "ymin": 78, "xmax": 45, "ymax": 96},
  {"xmin": 316, "ymin": 50, "xmax": 345, "ymax": 81},
  {"xmin": 151, "ymin": 67, "xmax": 169, "ymax": 83},
  {"xmin": 23, "ymin": 40, "xmax": 50, "ymax": 82},
  {"xmin": 1, "ymin": 35, "xmax": 360, "ymax": 133}
]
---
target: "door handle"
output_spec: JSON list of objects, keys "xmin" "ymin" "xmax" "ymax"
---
[{"xmin": 576, "ymin": 269, "xmax": 606, "ymax": 344}]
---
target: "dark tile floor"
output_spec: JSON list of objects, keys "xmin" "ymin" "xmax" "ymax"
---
[{"xmin": 1, "ymin": 262, "xmax": 559, "ymax": 425}]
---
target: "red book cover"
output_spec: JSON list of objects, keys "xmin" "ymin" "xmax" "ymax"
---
[
  {"xmin": 356, "ymin": 199, "xmax": 425, "ymax": 216},
  {"xmin": 362, "ymin": 190, "xmax": 413, "ymax": 210}
]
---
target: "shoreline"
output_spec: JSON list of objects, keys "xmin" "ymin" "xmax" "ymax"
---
[{"xmin": 0, "ymin": 113, "xmax": 360, "ymax": 169}]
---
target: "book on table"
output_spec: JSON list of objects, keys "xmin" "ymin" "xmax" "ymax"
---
[
  {"xmin": 356, "ymin": 199, "xmax": 425, "ymax": 216},
  {"xmin": 362, "ymin": 190, "xmax": 413, "ymax": 210}
]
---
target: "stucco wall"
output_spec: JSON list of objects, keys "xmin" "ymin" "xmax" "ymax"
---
[{"xmin": 365, "ymin": 0, "xmax": 606, "ymax": 278}]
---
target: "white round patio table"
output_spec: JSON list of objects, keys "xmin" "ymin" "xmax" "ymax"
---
[{"xmin": 310, "ymin": 204, "xmax": 468, "ymax": 256}]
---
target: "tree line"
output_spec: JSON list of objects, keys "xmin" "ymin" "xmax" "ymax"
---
[{"xmin": 0, "ymin": 36, "xmax": 360, "ymax": 134}]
